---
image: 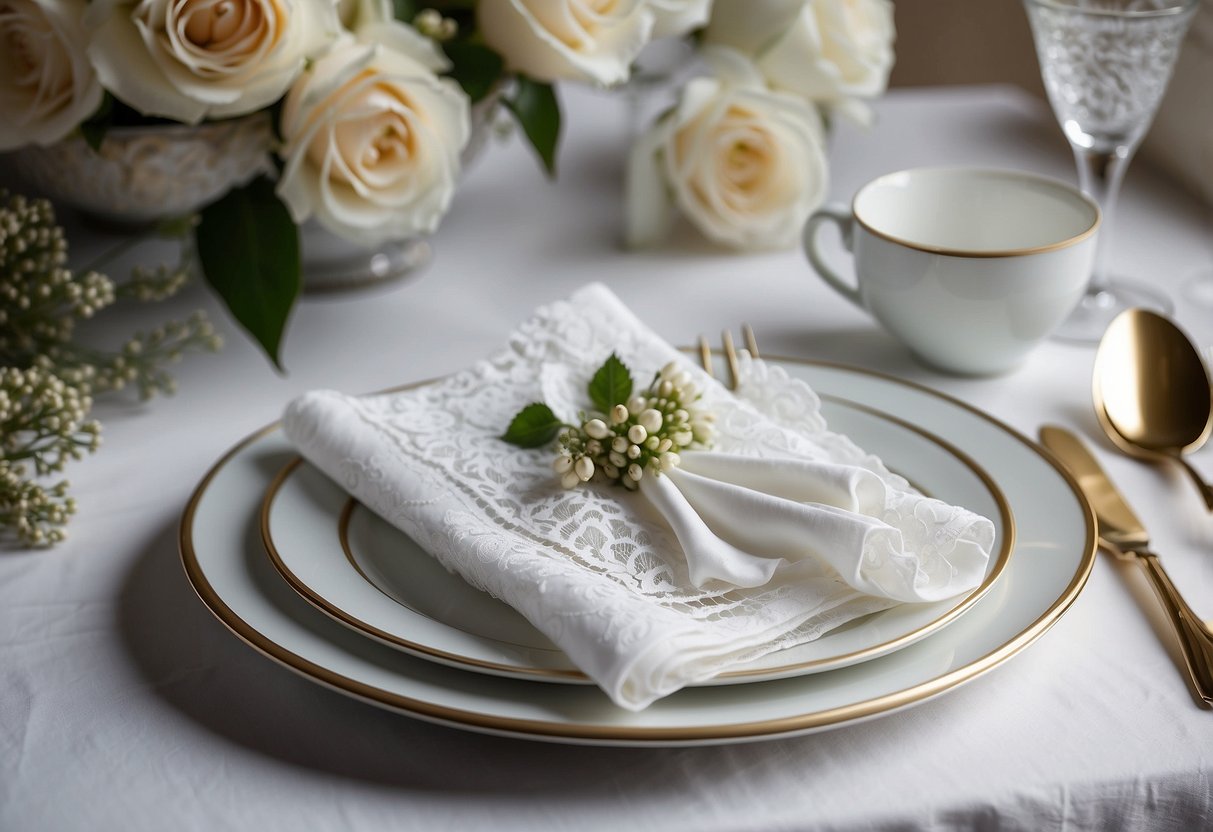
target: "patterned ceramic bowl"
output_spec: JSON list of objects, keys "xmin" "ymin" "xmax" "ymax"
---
[{"xmin": 5, "ymin": 114, "xmax": 274, "ymax": 227}]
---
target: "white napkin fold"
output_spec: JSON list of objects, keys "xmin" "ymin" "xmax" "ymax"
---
[
  {"xmin": 648, "ymin": 452, "xmax": 990, "ymax": 600},
  {"xmin": 283, "ymin": 284, "xmax": 995, "ymax": 710}
]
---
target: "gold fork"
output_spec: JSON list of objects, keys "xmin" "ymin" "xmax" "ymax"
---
[{"xmin": 698, "ymin": 324, "xmax": 759, "ymax": 391}]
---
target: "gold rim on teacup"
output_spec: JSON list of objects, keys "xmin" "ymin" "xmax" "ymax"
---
[{"xmin": 850, "ymin": 167, "xmax": 1102, "ymax": 259}]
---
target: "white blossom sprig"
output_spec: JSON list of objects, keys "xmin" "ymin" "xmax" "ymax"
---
[
  {"xmin": 0, "ymin": 191, "xmax": 221, "ymax": 547},
  {"xmin": 502, "ymin": 354, "xmax": 715, "ymax": 489},
  {"xmin": 0, "ymin": 192, "xmax": 222, "ymax": 401},
  {"xmin": 0, "ymin": 365, "xmax": 100, "ymax": 547}
]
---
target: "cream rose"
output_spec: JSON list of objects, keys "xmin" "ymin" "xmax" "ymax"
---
[
  {"xmin": 85, "ymin": 0, "xmax": 338, "ymax": 124},
  {"xmin": 0, "ymin": 0, "xmax": 102, "ymax": 150},
  {"xmin": 625, "ymin": 49, "xmax": 828, "ymax": 250},
  {"xmin": 479, "ymin": 0, "xmax": 654, "ymax": 86},
  {"xmin": 703, "ymin": 0, "xmax": 894, "ymax": 105},
  {"xmin": 648, "ymin": 0, "xmax": 712, "ymax": 38},
  {"xmin": 276, "ymin": 21, "xmax": 471, "ymax": 245}
]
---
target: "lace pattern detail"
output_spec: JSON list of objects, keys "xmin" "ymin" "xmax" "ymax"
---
[{"xmin": 283, "ymin": 284, "xmax": 993, "ymax": 708}]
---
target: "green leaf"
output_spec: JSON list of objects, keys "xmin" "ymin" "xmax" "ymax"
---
[
  {"xmin": 79, "ymin": 93, "xmax": 115, "ymax": 152},
  {"xmin": 504, "ymin": 76, "xmax": 561, "ymax": 177},
  {"xmin": 195, "ymin": 177, "xmax": 300, "ymax": 371},
  {"xmin": 80, "ymin": 123, "xmax": 107, "ymax": 153},
  {"xmin": 502, "ymin": 403, "xmax": 563, "ymax": 448},
  {"xmin": 443, "ymin": 41, "xmax": 505, "ymax": 102},
  {"xmin": 588, "ymin": 353, "xmax": 632, "ymax": 413},
  {"xmin": 391, "ymin": 0, "xmax": 422, "ymax": 23},
  {"xmin": 155, "ymin": 215, "xmax": 197, "ymax": 239}
]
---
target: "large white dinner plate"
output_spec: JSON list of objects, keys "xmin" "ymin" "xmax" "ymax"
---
[
  {"xmin": 180, "ymin": 359, "xmax": 1095, "ymax": 746},
  {"xmin": 260, "ymin": 396, "xmax": 1014, "ymax": 684}
]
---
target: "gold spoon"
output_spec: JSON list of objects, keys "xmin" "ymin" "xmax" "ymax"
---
[{"xmin": 1093, "ymin": 308, "xmax": 1213, "ymax": 511}]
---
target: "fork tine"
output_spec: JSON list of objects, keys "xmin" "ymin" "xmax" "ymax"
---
[
  {"xmin": 722, "ymin": 329, "xmax": 740, "ymax": 391},
  {"xmin": 742, "ymin": 323, "xmax": 759, "ymax": 359},
  {"xmin": 698, "ymin": 335, "xmax": 714, "ymax": 379}
]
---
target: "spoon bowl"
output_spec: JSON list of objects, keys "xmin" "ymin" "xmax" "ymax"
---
[{"xmin": 1093, "ymin": 308, "xmax": 1213, "ymax": 510}]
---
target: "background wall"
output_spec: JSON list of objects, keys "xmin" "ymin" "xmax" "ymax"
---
[
  {"xmin": 889, "ymin": 1, "xmax": 1044, "ymax": 94},
  {"xmin": 887, "ymin": 0, "xmax": 1213, "ymax": 204}
]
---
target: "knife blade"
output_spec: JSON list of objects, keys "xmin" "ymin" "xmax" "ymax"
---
[
  {"xmin": 1039, "ymin": 424, "xmax": 1213, "ymax": 705},
  {"xmin": 1040, "ymin": 425, "xmax": 1148, "ymax": 547}
]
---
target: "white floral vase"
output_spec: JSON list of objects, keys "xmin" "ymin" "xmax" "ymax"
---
[
  {"xmin": 2, "ymin": 101, "xmax": 500, "ymax": 293},
  {"xmin": 5, "ymin": 114, "xmax": 274, "ymax": 227}
]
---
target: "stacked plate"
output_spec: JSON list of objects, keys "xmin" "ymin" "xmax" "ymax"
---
[{"xmin": 180, "ymin": 358, "xmax": 1096, "ymax": 746}]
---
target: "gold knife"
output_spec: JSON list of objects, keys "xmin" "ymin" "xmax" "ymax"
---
[{"xmin": 1040, "ymin": 425, "xmax": 1213, "ymax": 705}]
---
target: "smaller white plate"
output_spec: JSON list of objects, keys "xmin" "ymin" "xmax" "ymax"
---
[
  {"xmin": 182, "ymin": 359, "xmax": 1095, "ymax": 746},
  {"xmin": 262, "ymin": 396, "xmax": 1013, "ymax": 685}
]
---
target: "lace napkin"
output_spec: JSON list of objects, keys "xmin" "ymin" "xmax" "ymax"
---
[{"xmin": 283, "ymin": 284, "xmax": 995, "ymax": 710}]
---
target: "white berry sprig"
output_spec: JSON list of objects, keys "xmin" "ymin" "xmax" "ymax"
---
[
  {"xmin": 0, "ymin": 365, "xmax": 101, "ymax": 547},
  {"xmin": 502, "ymin": 354, "xmax": 715, "ymax": 489},
  {"xmin": 0, "ymin": 192, "xmax": 222, "ymax": 401},
  {"xmin": 0, "ymin": 191, "xmax": 221, "ymax": 547}
]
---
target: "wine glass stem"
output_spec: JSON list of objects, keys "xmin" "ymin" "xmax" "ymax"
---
[{"xmin": 1072, "ymin": 144, "xmax": 1133, "ymax": 296}]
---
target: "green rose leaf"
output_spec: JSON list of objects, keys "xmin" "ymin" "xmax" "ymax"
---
[
  {"xmin": 504, "ymin": 75, "xmax": 561, "ymax": 177},
  {"xmin": 196, "ymin": 176, "xmax": 300, "ymax": 371},
  {"xmin": 588, "ymin": 353, "xmax": 633, "ymax": 413},
  {"xmin": 79, "ymin": 93, "xmax": 115, "ymax": 152},
  {"xmin": 502, "ymin": 402, "xmax": 564, "ymax": 448},
  {"xmin": 443, "ymin": 42, "xmax": 505, "ymax": 102},
  {"xmin": 391, "ymin": 0, "xmax": 422, "ymax": 23}
]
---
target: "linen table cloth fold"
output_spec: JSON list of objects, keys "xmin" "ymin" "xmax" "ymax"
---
[{"xmin": 283, "ymin": 284, "xmax": 994, "ymax": 709}]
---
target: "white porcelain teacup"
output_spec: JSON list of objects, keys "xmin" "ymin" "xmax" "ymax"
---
[{"xmin": 803, "ymin": 167, "xmax": 1100, "ymax": 375}]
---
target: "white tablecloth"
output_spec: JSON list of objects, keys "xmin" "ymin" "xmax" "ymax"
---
[{"xmin": 2, "ymin": 85, "xmax": 1211, "ymax": 831}]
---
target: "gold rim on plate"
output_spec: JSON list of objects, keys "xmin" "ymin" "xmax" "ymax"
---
[
  {"xmin": 258, "ymin": 393, "xmax": 1016, "ymax": 684},
  {"xmin": 179, "ymin": 358, "xmax": 1097, "ymax": 743}
]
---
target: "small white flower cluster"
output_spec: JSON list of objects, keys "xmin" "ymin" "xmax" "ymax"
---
[
  {"xmin": 0, "ymin": 366, "xmax": 100, "ymax": 475},
  {"xmin": 0, "ymin": 192, "xmax": 223, "ymax": 402},
  {"xmin": 90, "ymin": 311, "xmax": 223, "ymax": 399},
  {"xmin": 0, "ymin": 194, "xmax": 114, "ymax": 343},
  {"xmin": 0, "ymin": 461, "xmax": 74, "ymax": 547},
  {"xmin": 413, "ymin": 9, "xmax": 458, "ymax": 41},
  {"xmin": 0, "ymin": 365, "xmax": 102, "ymax": 547},
  {"xmin": 0, "ymin": 191, "xmax": 221, "ymax": 547},
  {"xmin": 553, "ymin": 362, "xmax": 715, "ymax": 490},
  {"xmin": 124, "ymin": 262, "xmax": 193, "ymax": 303}
]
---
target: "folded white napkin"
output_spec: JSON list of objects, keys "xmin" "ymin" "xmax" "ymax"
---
[{"xmin": 283, "ymin": 284, "xmax": 995, "ymax": 710}]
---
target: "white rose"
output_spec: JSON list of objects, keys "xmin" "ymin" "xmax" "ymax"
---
[
  {"xmin": 0, "ymin": 0, "xmax": 102, "ymax": 150},
  {"xmin": 276, "ymin": 22, "xmax": 471, "ymax": 245},
  {"xmin": 648, "ymin": 0, "xmax": 712, "ymax": 39},
  {"xmin": 85, "ymin": 0, "xmax": 339, "ymax": 124},
  {"xmin": 703, "ymin": 0, "xmax": 894, "ymax": 105},
  {"xmin": 625, "ymin": 49, "xmax": 828, "ymax": 250},
  {"xmin": 479, "ymin": 0, "xmax": 654, "ymax": 86}
]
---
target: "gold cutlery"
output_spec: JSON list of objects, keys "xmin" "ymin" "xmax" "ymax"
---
[
  {"xmin": 1093, "ymin": 308, "xmax": 1213, "ymax": 510},
  {"xmin": 698, "ymin": 324, "xmax": 759, "ymax": 391},
  {"xmin": 1040, "ymin": 424, "xmax": 1213, "ymax": 705}
]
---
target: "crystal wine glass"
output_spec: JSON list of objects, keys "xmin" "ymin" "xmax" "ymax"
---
[{"xmin": 1023, "ymin": 0, "xmax": 1199, "ymax": 342}]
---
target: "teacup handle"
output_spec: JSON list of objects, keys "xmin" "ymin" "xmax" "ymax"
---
[{"xmin": 803, "ymin": 204, "xmax": 862, "ymax": 308}]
